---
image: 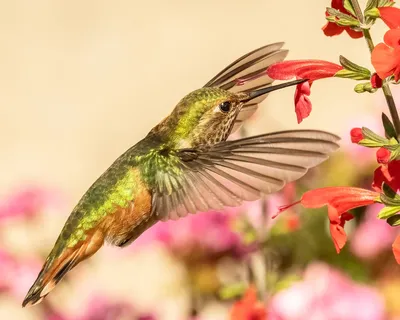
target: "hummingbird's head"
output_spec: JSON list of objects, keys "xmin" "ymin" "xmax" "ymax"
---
[
  {"xmin": 152, "ymin": 79, "xmax": 307, "ymax": 149},
  {"xmin": 157, "ymin": 87, "xmax": 245, "ymax": 148}
]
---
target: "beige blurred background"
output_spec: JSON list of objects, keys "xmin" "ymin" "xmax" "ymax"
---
[{"xmin": 0, "ymin": 0, "xmax": 393, "ymax": 319}]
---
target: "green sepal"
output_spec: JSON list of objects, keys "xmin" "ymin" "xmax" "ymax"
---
[
  {"xmin": 378, "ymin": 206, "xmax": 400, "ymax": 219},
  {"xmin": 365, "ymin": 7, "xmax": 380, "ymax": 18},
  {"xmin": 343, "ymin": 0, "xmax": 356, "ymax": 16},
  {"xmin": 326, "ymin": 8, "xmax": 360, "ymax": 27},
  {"xmin": 365, "ymin": 0, "xmax": 378, "ymax": 11},
  {"xmin": 387, "ymin": 215, "xmax": 400, "ymax": 226},
  {"xmin": 357, "ymin": 127, "xmax": 389, "ymax": 147},
  {"xmin": 336, "ymin": 56, "xmax": 371, "ymax": 80},
  {"xmin": 354, "ymin": 82, "xmax": 377, "ymax": 93},
  {"xmin": 388, "ymin": 144, "xmax": 400, "ymax": 161},
  {"xmin": 378, "ymin": 0, "xmax": 395, "ymax": 7},
  {"xmin": 382, "ymin": 113, "xmax": 397, "ymax": 140},
  {"xmin": 337, "ymin": 71, "xmax": 372, "ymax": 81},
  {"xmin": 362, "ymin": 127, "xmax": 389, "ymax": 143}
]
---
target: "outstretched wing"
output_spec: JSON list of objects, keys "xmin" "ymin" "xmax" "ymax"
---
[
  {"xmin": 151, "ymin": 130, "xmax": 340, "ymax": 221},
  {"xmin": 204, "ymin": 42, "xmax": 289, "ymax": 133}
]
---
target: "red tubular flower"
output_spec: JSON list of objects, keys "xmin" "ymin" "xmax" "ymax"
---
[
  {"xmin": 267, "ymin": 60, "xmax": 343, "ymax": 123},
  {"xmin": 277, "ymin": 187, "xmax": 379, "ymax": 253},
  {"xmin": 373, "ymin": 160, "xmax": 400, "ymax": 192},
  {"xmin": 393, "ymin": 235, "xmax": 400, "ymax": 264},
  {"xmin": 376, "ymin": 147, "xmax": 391, "ymax": 164},
  {"xmin": 350, "ymin": 127, "xmax": 364, "ymax": 143},
  {"xmin": 230, "ymin": 285, "xmax": 267, "ymax": 320},
  {"xmin": 371, "ymin": 29, "xmax": 400, "ymax": 81},
  {"xmin": 322, "ymin": 0, "xmax": 363, "ymax": 39},
  {"xmin": 378, "ymin": 7, "xmax": 400, "ymax": 29}
]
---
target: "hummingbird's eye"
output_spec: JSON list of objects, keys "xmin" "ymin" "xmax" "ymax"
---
[{"xmin": 219, "ymin": 101, "xmax": 231, "ymax": 113}]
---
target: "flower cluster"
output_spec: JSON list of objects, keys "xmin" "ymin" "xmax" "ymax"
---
[{"xmin": 265, "ymin": 0, "xmax": 400, "ymax": 265}]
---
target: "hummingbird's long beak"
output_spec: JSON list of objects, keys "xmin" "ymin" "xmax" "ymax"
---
[{"xmin": 242, "ymin": 78, "xmax": 308, "ymax": 103}]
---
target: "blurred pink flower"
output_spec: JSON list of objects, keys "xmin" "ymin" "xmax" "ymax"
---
[
  {"xmin": 351, "ymin": 203, "xmax": 399, "ymax": 259},
  {"xmin": 76, "ymin": 296, "xmax": 155, "ymax": 320},
  {"xmin": 134, "ymin": 208, "xmax": 250, "ymax": 256},
  {"xmin": 0, "ymin": 186, "xmax": 64, "ymax": 221},
  {"xmin": 268, "ymin": 262, "xmax": 386, "ymax": 320},
  {"xmin": 0, "ymin": 249, "xmax": 42, "ymax": 301},
  {"xmin": 243, "ymin": 194, "xmax": 286, "ymax": 234}
]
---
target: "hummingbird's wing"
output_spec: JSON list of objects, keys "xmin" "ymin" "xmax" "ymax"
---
[
  {"xmin": 203, "ymin": 42, "xmax": 289, "ymax": 134},
  {"xmin": 152, "ymin": 130, "xmax": 340, "ymax": 221}
]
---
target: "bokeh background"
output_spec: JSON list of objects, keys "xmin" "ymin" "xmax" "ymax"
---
[{"xmin": 1, "ymin": 0, "xmax": 399, "ymax": 319}]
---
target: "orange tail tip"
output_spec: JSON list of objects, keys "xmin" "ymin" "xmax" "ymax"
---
[{"xmin": 22, "ymin": 230, "xmax": 104, "ymax": 307}]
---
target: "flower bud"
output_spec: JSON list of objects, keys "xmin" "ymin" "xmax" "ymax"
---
[
  {"xmin": 376, "ymin": 147, "xmax": 391, "ymax": 164},
  {"xmin": 350, "ymin": 127, "xmax": 364, "ymax": 143},
  {"xmin": 371, "ymin": 73, "xmax": 383, "ymax": 89}
]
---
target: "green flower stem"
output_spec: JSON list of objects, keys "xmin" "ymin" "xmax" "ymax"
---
[{"xmin": 350, "ymin": 0, "xmax": 400, "ymax": 139}]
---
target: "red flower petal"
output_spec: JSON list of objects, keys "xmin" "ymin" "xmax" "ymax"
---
[
  {"xmin": 372, "ymin": 43, "xmax": 399, "ymax": 80},
  {"xmin": 393, "ymin": 235, "xmax": 400, "ymax": 264},
  {"xmin": 294, "ymin": 81, "xmax": 312, "ymax": 123},
  {"xmin": 372, "ymin": 160, "xmax": 400, "ymax": 192},
  {"xmin": 384, "ymin": 29, "xmax": 400, "ymax": 50},
  {"xmin": 278, "ymin": 187, "xmax": 378, "ymax": 253},
  {"xmin": 345, "ymin": 27, "xmax": 364, "ymax": 39},
  {"xmin": 300, "ymin": 187, "xmax": 378, "ymax": 214},
  {"xmin": 379, "ymin": 7, "xmax": 400, "ymax": 29},
  {"xmin": 350, "ymin": 127, "xmax": 364, "ymax": 143},
  {"xmin": 322, "ymin": 21, "xmax": 345, "ymax": 37},
  {"xmin": 376, "ymin": 147, "xmax": 391, "ymax": 164},
  {"xmin": 267, "ymin": 60, "xmax": 343, "ymax": 82},
  {"xmin": 372, "ymin": 30, "xmax": 400, "ymax": 82}
]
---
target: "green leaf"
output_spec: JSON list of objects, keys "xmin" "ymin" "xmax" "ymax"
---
[
  {"xmin": 362, "ymin": 127, "xmax": 390, "ymax": 144},
  {"xmin": 353, "ymin": 82, "xmax": 377, "ymax": 93},
  {"xmin": 380, "ymin": 183, "xmax": 400, "ymax": 207},
  {"xmin": 378, "ymin": 205, "xmax": 400, "ymax": 219},
  {"xmin": 365, "ymin": 0, "xmax": 378, "ymax": 11},
  {"xmin": 343, "ymin": 0, "xmax": 356, "ymax": 16},
  {"xmin": 382, "ymin": 113, "xmax": 397, "ymax": 139},
  {"xmin": 382, "ymin": 182, "xmax": 399, "ymax": 198},
  {"xmin": 387, "ymin": 215, "xmax": 400, "ymax": 226},
  {"xmin": 326, "ymin": 8, "xmax": 360, "ymax": 27}
]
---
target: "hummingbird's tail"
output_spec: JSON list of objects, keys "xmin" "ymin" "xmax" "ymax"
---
[{"xmin": 22, "ymin": 229, "xmax": 104, "ymax": 307}]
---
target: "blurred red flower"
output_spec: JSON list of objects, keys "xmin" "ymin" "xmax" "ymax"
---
[
  {"xmin": 267, "ymin": 60, "xmax": 343, "ymax": 123},
  {"xmin": 378, "ymin": 6, "xmax": 400, "ymax": 29},
  {"xmin": 277, "ymin": 187, "xmax": 379, "ymax": 253},
  {"xmin": 322, "ymin": 0, "xmax": 363, "ymax": 39},
  {"xmin": 372, "ymin": 160, "xmax": 400, "ymax": 192},
  {"xmin": 393, "ymin": 235, "xmax": 400, "ymax": 264},
  {"xmin": 371, "ymin": 29, "xmax": 400, "ymax": 82},
  {"xmin": 230, "ymin": 285, "xmax": 267, "ymax": 320}
]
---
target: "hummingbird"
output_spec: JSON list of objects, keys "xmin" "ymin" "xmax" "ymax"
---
[{"xmin": 22, "ymin": 42, "xmax": 339, "ymax": 307}]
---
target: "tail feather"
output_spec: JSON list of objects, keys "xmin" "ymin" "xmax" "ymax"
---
[{"xmin": 22, "ymin": 229, "xmax": 104, "ymax": 307}]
